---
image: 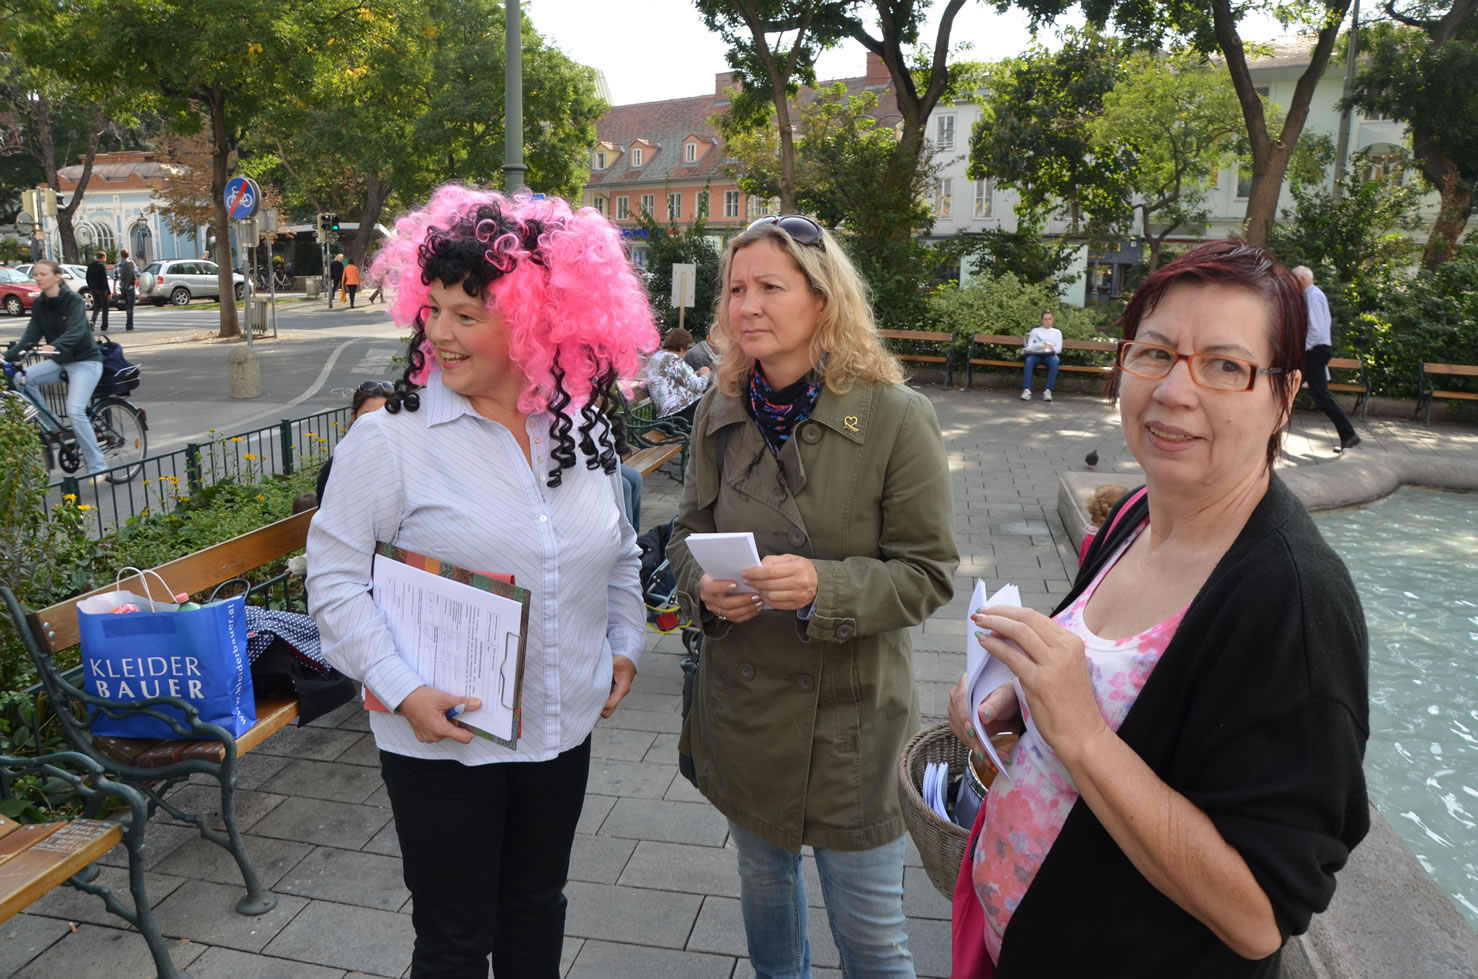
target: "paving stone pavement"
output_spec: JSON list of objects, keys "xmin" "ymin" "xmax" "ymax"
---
[{"xmin": 3, "ymin": 383, "xmax": 1472, "ymax": 977}]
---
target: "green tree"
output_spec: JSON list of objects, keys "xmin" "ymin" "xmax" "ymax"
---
[
  {"xmin": 1346, "ymin": 4, "xmax": 1478, "ymax": 267},
  {"xmin": 633, "ymin": 191, "xmax": 723, "ymax": 335},
  {"xmin": 695, "ymin": 0, "xmax": 856, "ymax": 212},
  {"xmin": 968, "ymin": 26, "xmax": 1135, "ymax": 238},
  {"xmin": 1013, "ymin": 0, "xmax": 1354, "ymax": 246},
  {"xmin": 1089, "ymin": 51, "xmax": 1246, "ymax": 269}
]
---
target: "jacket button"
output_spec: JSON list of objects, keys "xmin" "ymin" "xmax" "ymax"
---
[
  {"xmin": 740, "ymin": 663, "xmax": 755, "ymax": 681},
  {"xmin": 797, "ymin": 674, "xmax": 814, "ymax": 692},
  {"xmin": 786, "ymin": 528, "xmax": 807, "ymax": 549},
  {"xmin": 801, "ymin": 424, "xmax": 822, "ymax": 444},
  {"xmin": 836, "ymin": 622, "xmax": 854, "ymax": 641}
]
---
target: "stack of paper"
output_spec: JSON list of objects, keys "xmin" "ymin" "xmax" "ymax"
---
[
  {"xmin": 682, "ymin": 532, "xmax": 770, "ymax": 607},
  {"xmin": 923, "ymin": 760, "xmax": 952, "ymax": 821},
  {"xmin": 963, "ymin": 580, "xmax": 1022, "ymax": 783}
]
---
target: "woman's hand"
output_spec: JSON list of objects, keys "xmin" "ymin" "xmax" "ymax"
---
[
  {"xmin": 696, "ymin": 366, "xmax": 711, "ymax": 377},
  {"xmin": 601, "ymin": 655, "xmax": 637, "ymax": 718},
  {"xmin": 948, "ymin": 676, "xmax": 1021, "ymax": 771},
  {"xmin": 972, "ymin": 606, "xmax": 1108, "ymax": 763},
  {"xmin": 397, "ymin": 685, "xmax": 483, "ymax": 745},
  {"xmin": 742, "ymin": 554, "xmax": 818, "ymax": 611},
  {"xmin": 699, "ymin": 573, "xmax": 764, "ymax": 624}
]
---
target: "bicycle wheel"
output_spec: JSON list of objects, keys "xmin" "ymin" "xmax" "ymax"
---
[{"xmin": 90, "ymin": 397, "xmax": 148, "ymax": 481}]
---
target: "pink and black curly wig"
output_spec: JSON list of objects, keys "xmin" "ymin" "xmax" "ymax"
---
[{"xmin": 371, "ymin": 185, "xmax": 658, "ymax": 486}]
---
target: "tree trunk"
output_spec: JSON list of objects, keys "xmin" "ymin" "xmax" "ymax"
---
[
  {"xmin": 208, "ymin": 85, "xmax": 240, "ymax": 339},
  {"xmin": 348, "ymin": 172, "xmax": 392, "ymax": 267},
  {"xmin": 1412, "ymin": 126, "xmax": 1473, "ymax": 268},
  {"xmin": 53, "ymin": 106, "xmax": 106, "ymax": 264},
  {"xmin": 1213, "ymin": 0, "xmax": 1350, "ymax": 245}
]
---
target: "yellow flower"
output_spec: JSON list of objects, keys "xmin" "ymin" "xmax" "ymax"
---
[
  {"xmin": 306, "ymin": 431, "xmax": 317, "ymax": 438},
  {"xmin": 244, "ymin": 453, "xmax": 258, "ymax": 461},
  {"xmin": 256, "ymin": 494, "xmax": 265, "ymax": 501},
  {"xmin": 77, "ymin": 504, "xmax": 94, "ymax": 511},
  {"xmin": 63, "ymin": 493, "xmax": 77, "ymax": 503},
  {"xmin": 230, "ymin": 436, "xmax": 244, "ymax": 443}
]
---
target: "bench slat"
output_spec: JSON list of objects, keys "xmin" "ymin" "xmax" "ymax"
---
[
  {"xmin": 28, "ymin": 510, "xmax": 315, "ymax": 655},
  {"xmin": 0, "ymin": 824, "xmax": 64, "ymax": 866},
  {"xmin": 90, "ymin": 693, "xmax": 302, "ymax": 769},
  {"xmin": 878, "ymin": 329, "xmax": 953, "ymax": 342},
  {"xmin": 626, "ymin": 445, "xmax": 682, "ymax": 478},
  {"xmin": 1425, "ymin": 363, "xmax": 1478, "ymax": 377},
  {"xmin": 0, "ymin": 820, "xmax": 122, "ymax": 924},
  {"xmin": 1431, "ymin": 389, "xmax": 1478, "ymax": 400}
]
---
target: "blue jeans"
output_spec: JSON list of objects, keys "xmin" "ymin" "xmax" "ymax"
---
[
  {"xmin": 619, "ymin": 464, "xmax": 642, "ymax": 534},
  {"xmin": 728, "ymin": 820, "xmax": 915, "ymax": 978},
  {"xmin": 23, "ymin": 357, "xmax": 106, "ymax": 474},
  {"xmin": 1023, "ymin": 352, "xmax": 1059, "ymax": 391}
]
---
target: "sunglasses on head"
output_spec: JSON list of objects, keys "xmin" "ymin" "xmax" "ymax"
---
[
  {"xmin": 358, "ymin": 380, "xmax": 395, "ymax": 396},
  {"xmin": 747, "ymin": 214, "xmax": 824, "ymax": 248}
]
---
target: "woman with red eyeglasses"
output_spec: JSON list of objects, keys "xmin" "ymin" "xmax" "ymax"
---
[
  {"xmin": 946, "ymin": 240, "xmax": 1370, "ymax": 977},
  {"xmin": 669, "ymin": 215, "xmax": 959, "ymax": 977}
]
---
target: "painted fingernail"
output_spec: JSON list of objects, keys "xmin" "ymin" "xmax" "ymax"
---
[
  {"xmin": 965, "ymin": 726, "xmax": 976, "ymax": 740},
  {"xmin": 971, "ymin": 749, "xmax": 983, "ymax": 762},
  {"xmin": 981, "ymin": 709, "xmax": 993, "ymax": 722}
]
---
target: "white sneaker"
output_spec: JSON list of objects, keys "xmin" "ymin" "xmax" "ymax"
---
[
  {"xmin": 1043, "ymin": 389, "xmax": 1053, "ymax": 402},
  {"xmin": 1020, "ymin": 389, "xmax": 1032, "ymax": 401}
]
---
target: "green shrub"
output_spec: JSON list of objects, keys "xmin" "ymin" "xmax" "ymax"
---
[{"xmin": 927, "ymin": 273, "xmax": 1117, "ymax": 370}]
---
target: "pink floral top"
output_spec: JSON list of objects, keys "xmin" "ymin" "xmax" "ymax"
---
[{"xmin": 973, "ymin": 523, "xmax": 1186, "ymax": 962}]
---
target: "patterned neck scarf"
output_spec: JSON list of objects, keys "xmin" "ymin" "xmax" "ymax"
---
[{"xmin": 747, "ymin": 366, "xmax": 823, "ymax": 455}]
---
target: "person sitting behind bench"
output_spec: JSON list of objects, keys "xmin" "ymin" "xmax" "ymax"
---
[
  {"xmin": 646, "ymin": 327, "xmax": 710, "ymax": 424},
  {"xmin": 1022, "ymin": 310, "xmax": 1063, "ymax": 402}
]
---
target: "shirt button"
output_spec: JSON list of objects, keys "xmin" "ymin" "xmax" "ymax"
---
[
  {"xmin": 740, "ymin": 663, "xmax": 755, "ymax": 681},
  {"xmin": 534, "ymin": 437, "xmax": 541, "ymax": 444},
  {"xmin": 796, "ymin": 674, "xmax": 814, "ymax": 692},
  {"xmin": 801, "ymin": 425, "xmax": 822, "ymax": 444},
  {"xmin": 539, "ymin": 514, "xmax": 548, "ymax": 523},
  {"xmin": 836, "ymin": 622, "xmax": 854, "ymax": 641},
  {"xmin": 786, "ymin": 528, "xmax": 807, "ymax": 549}
]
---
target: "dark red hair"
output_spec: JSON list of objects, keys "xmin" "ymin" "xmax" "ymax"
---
[{"xmin": 1108, "ymin": 239, "xmax": 1307, "ymax": 470}]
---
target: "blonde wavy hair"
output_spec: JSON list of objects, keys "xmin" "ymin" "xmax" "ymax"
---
[{"xmin": 710, "ymin": 221, "xmax": 903, "ymax": 396}]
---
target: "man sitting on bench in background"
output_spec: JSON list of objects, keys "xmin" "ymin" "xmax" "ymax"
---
[{"xmin": 1022, "ymin": 309, "xmax": 1062, "ymax": 402}]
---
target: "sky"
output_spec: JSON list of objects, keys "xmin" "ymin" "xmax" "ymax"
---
[{"xmin": 524, "ymin": 0, "xmax": 1297, "ymax": 107}]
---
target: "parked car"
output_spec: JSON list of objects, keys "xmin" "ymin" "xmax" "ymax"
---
[
  {"xmin": 137, "ymin": 260, "xmax": 246, "ymax": 306},
  {"xmin": 0, "ymin": 267, "xmax": 38, "ymax": 316},
  {"xmin": 12, "ymin": 263, "xmax": 107, "ymax": 311}
]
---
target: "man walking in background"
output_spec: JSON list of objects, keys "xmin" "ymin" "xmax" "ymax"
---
[
  {"xmin": 1293, "ymin": 265, "xmax": 1360, "ymax": 451},
  {"xmin": 115, "ymin": 248, "xmax": 137, "ymax": 331},
  {"xmin": 86, "ymin": 251, "xmax": 111, "ymax": 332}
]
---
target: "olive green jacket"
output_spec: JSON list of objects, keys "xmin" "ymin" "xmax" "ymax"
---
[{"xmin": 670, "ymin": 378, "xmax": 959, "ymax": 852}]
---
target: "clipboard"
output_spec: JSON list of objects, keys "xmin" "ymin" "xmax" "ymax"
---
[{"xmin": 367, "ymin": 543, "xmax": 530, "ymax": 749}]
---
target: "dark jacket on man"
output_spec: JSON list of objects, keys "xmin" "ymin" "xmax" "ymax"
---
[
  {"xmin": 86, "ymin": 259, "xmax": 111, "ymax": 298},
  {"xmin": 4, "ymin": 283, "xmax": 100, "ymax": 365}
]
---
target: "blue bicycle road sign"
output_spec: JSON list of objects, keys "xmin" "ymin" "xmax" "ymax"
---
[{"xmin": 224, "ymin": 177, "xmax": 261, "ymax": 220}]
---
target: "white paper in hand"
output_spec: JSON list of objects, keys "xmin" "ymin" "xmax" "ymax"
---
[
  {"xmin": 684, "ymin": 532, "xmax": 764, "ymax": 598},
  {"xmin": 964, "ymin": 579, "xmax": 1022, "ymax": 783}
]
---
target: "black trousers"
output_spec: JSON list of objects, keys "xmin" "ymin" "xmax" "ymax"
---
[
  {"xmin": 1304, "ymin": 344, "xmax": 1356, "ymax": 442},
  {"xmin": 347, "ymin": 284, "xmax": 358, "ymax": 307},
  {"xmin": 122, "ymin": 286, "xmax": 135, "ymax": 330},
  {"xmin": 90, "ymin": 291, "xmax": 110, "ymax": 330},
  {"xmin": 380, "ymin": 737, "xmax": 592, "ymax": 979}
]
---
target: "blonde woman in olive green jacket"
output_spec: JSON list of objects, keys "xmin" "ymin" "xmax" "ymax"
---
[{"xmin": 669, "ymin": 215, "xmax": 959, "ymax": 978}]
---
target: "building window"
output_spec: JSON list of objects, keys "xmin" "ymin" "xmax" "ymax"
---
[
  {"xmin": 640, "ymin": 194, "xmax": 655, "ymax": 216},
  {"xmin": 934, "ymin": 178, "xmax": 952, "ymax": 218},
  {"xmin": 697, "ymin": 190, "xmax": 709, "ymax": 215},
  {"xmin": 594, "ymin": 196, "xmax": 607, "ymax": 215},
  {"xmin": 747, "ymin": 196, "xmax": 778, "ymax": 218},
  {"xmin": 632, "ymin": 147, "xmax": 644, "ymax": 167},
  {"xmin": 685, "ymin": 142, "xmax": 697, "ymax": 163},
  {"xmin": 668, "ymin": 192, "xmax": 682, "ymax": 220},
  {"xmin": 631, "ymin": 247, "xmax": 647, "ymax": 267},
  {"xmin": 973, "ymin": 179, "xmax": 991, "ymax": 218},
  {"xmin": 724, "ymin": 190, "xmax": 740, "ymax": 218},
  {"xmin": 617, "ymin": 196, "xmax": 629, "ymax": 220},
  {"xmin": 1236, "ymin": 170, "xmax": 1253, "ymax": 199},
  {"xmin": 594, "ymin": 151, "xmax": 607, "ymax": 169},
  {"xmin": 936, "ymin": 114, "xmax": 955, "ymax": 151}
]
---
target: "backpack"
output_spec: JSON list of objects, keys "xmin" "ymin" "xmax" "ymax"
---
[
  {"xmin": 95, "ymin": 337, "xmax": 141, "ymax": 395},
  {"xmin": 118, "ymin": 259, "xmax": 137, "ymax": 288}
]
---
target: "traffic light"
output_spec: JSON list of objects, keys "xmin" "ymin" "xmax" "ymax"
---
[
  {"xmin": 314, "ymin": 212, "xmax": 326, "ymax": 242},
  {"xmin": 328, "ymin": 213, "xmax": 340, "ymax": 232},
  {"xmin": 42, "ymin": 188, "xmax": 57, "ymax": 216}
]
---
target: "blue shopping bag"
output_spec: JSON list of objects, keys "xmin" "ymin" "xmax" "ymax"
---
[{"xmin": 77, "ymin": 571, "xmax": 256, "ymax": 739}]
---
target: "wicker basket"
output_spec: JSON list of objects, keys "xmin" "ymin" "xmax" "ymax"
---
[{"xmin": 898, "ymin": 723, "xmax": 973, "ymax": 898}]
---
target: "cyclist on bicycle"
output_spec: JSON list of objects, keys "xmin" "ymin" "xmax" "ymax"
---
[{"xmin": 3, "ymin": 259, "xmax": 108, "ymax": 476}]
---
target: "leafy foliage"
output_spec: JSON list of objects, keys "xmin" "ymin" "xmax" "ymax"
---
[
  {"xmin": 632, "ymin": 196, "xmax": 723, "ymax": 337},
  {"xmin": 927, "ymin": 272, "xmax": 1115, "ymax": 367}
]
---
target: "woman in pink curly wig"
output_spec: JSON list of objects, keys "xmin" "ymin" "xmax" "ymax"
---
[{"xmin": 308, "ymin": 186, "xmax": 657, "ymax": 977}]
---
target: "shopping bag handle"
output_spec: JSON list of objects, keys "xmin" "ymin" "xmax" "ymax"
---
[
  {"xmin": 115, "ymin": 567, "xmax": 178, "ymax": 612},
  {"xmin": 206, "ymin": 578, "xmax": 252, "ymax": 603}
]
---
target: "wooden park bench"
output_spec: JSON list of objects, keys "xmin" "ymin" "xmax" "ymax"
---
[
  {"xmin": 878, "ymin": 328, "xmax": 956, "ymax": 387},
  {"xmin": 0, "ymin": 508, "xmax": 315, "ymax": 932},
  {"xmin": 1419, "ymin": 362, "xmax": 1478, "ymax": 425},
  {"xmin": 0, "ymin": 751, "xmax": 183, "ymax": 976},
  {"xmin": 1316, "ymin": 356, "xmax": 1372, "ymax": 420},
  {"xmin": 965, "ymin": 334, "xmax": 1118, "ymax": 389},
  {"xmin": 620, "ymin": 396, "xmax": 691, "ymax": 483}
]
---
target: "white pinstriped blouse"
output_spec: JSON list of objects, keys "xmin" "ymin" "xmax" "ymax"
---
[{"xmin": 306, "ymin": 374, "xmax": 646, "ymax": 764}]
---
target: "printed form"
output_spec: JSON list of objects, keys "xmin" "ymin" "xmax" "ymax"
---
[{"xmin": 372, "ymin": 554, "xmax": 523, "ymax": 744}]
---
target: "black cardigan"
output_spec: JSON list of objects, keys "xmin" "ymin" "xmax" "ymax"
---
[{"xmin": 995, "ymin": 475, "xmax": 1370, "ymax": 978}]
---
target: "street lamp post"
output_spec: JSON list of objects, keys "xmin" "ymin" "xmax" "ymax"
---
[{"xmin": 503, "ymin": 0, "xmax": 527, "ymax": 193}]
